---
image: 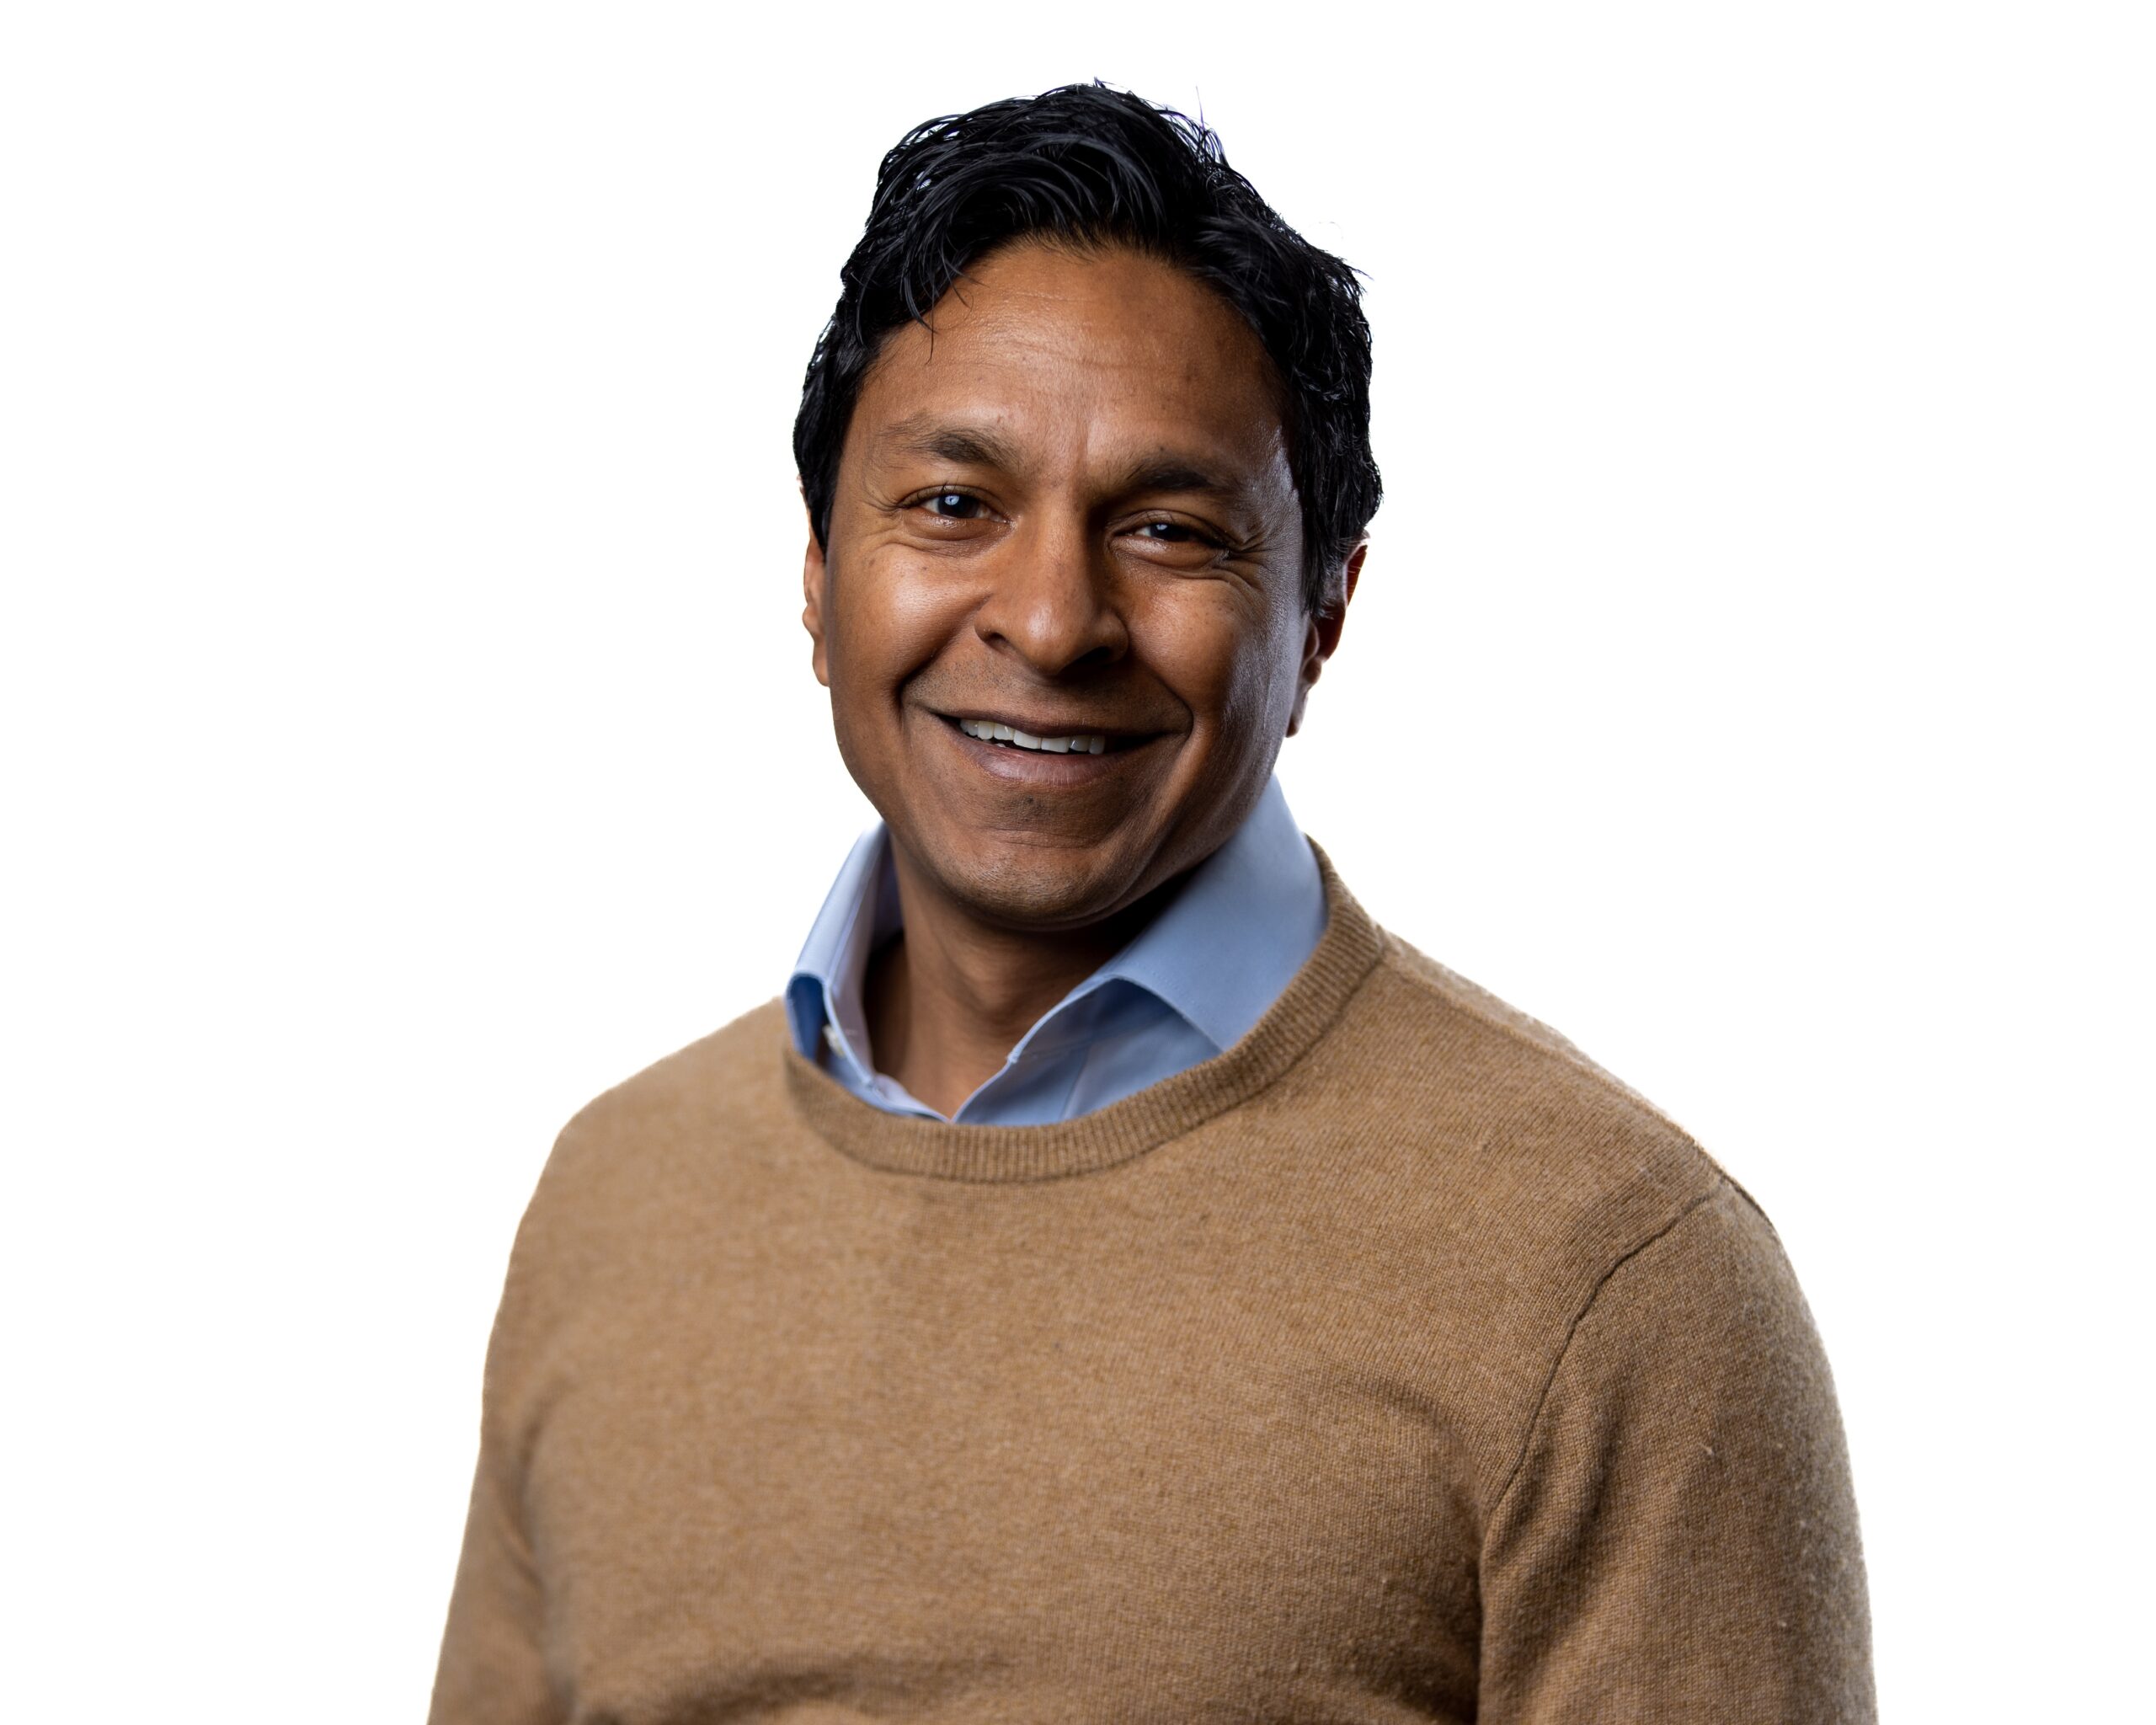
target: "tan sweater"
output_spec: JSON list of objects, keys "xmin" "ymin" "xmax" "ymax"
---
[{"xmin": 430, "ymin": 850, "xmax": 1875, "ymax": 1723}]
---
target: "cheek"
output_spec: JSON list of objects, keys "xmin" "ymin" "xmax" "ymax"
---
[
  {"xmin": 1150, "ymin": 587, "xmax": 1303, "ymax": 739},
  {"xmin": 827, "ymin": 553, "xmax": 968, "ymax": 713}
]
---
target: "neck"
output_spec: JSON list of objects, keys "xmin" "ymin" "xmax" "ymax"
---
[{"xmin": 863, "ymin": 846, "xmax": 1177, "ymax": 1119}]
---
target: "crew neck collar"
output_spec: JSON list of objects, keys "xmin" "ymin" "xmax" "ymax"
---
[{"xmin": 781, "ymin": 842, "xmax": 1385, "ymax": 1183}]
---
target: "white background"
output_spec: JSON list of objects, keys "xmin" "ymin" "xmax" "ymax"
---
[{"xmin": 4, "ymin": 3, "xmax": 2149, "ymax": 1716}]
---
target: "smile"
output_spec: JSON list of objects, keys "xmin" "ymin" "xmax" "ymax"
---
[
  {"xmin": 954, "ymin": 717, "xmax": 1110, "ymax": 756},
  {"xmin": 935, "ymin": 710, "xmax": 1165, "ymax": 782}
]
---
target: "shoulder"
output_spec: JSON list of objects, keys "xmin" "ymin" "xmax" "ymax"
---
[
  {"xmin": 1375, "ymin": 934, "xmax": 1661, "ymax": 1112},
  {"xmin": 1354, "ymin": 926, "xmax": 1753, "ymax": 1201},
  {"xmin": 1294, "ymin": 922, "xmax": 1780, "ymax": 1357},
  {"xmin": 553, "ymin": 996, "xmax": 793, "ymax": 1162},
  {"xmin": 502, "ymin": 998, "xmax": 795, "ymax": 1281}
]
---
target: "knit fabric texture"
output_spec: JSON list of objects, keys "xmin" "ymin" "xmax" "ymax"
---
[{"xmin": 430, "ymin": 848, "xmax": 1876, "ymax": 1723}]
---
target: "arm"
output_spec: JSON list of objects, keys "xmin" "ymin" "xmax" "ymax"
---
[
  {"xmin": 427, "ymin": 1277, "xmax": 562, "ymax": 1724},
  {"xmin": 1478, "ymin": 1180, "xmax": 1876, "ymax": 1722}
]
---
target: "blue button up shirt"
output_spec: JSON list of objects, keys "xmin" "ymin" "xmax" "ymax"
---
[{"xmin": 784, "ymin": 774, "xmax": 1327, "ymax": 1125}]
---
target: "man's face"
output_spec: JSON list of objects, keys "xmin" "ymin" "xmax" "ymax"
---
[{"xmin": 803, "ymin": 238, "xmax": 1353, "ymax": 932}]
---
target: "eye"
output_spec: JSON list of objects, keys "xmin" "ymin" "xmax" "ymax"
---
[
  {"xmin": 922, "ymin": 490, "xmax": 988, "ymax": 521},
  {"xmin": 1133, "ymin": 519, "xmax": 1220, "ymax": 547}
]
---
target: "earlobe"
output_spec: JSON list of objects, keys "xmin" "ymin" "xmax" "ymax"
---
[
  {"xmin": 802, "ymin": 531, "xmax": 830, "ymax": 688},
  {"xmin": 1311, "ymin": 541, "xmax": 1364, "ymax": 665},
  {"xmin": 1342, "ymin": 540, "xmax": 1368, "ymax": 607},
  {"xmin": 1285, "ymin": 541, "xmax": 1366, "ymax": 738},
  {"xmin": 1285, "ymin": 617, "xmax": 1324, "ymax": 738}
]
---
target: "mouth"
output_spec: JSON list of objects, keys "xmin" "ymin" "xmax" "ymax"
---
[
  {"xmin": 933, "ymin": 709, "xmax": 1167, "ymax": 779},
  {"xmin": 953, "ymin": 716, "xmax": 1108, "ymax": 755},
  {"xmin": 938, "ymin": 711, "xmax": 1159, "ymax": 753}
]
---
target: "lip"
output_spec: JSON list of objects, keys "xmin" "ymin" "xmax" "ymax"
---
[
  {"xmin": 936, "ymin": 708, "xmax": 1161, "ymax": 750},
  {"xmin": 930, "ymin": 709, "xmax": 1170, "ymax": 784}
]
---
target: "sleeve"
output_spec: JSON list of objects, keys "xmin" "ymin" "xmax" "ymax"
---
[
  {"xmin": 427, "ymin": 1263, "xmax": 563, "ymax": 1725},
  {"xmin": 1476, "ymin": 1180, "xmax": 1876, "ymax": 1723}
]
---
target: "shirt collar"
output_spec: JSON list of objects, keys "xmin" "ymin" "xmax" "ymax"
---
[
  {"xmin": 784, "ymin": 822, "xmax": 903, "ymax": 1087},
  {"xmin": 784, "ymin": 772, "xmax": 1323, "ymax": 1077},
  {"xmin": 1075, "ymin": 773, "xmax": 1322, "ymax": 1053}
]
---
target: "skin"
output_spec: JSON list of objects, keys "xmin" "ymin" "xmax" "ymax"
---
[{"xmin": 802, "ymin": 238, "xmax": 1366, "ymax": 1117}]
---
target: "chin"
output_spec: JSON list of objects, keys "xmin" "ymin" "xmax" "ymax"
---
[{"xmin": 926, "ymin": 830, "xmax": 1146, "ymax": 932}]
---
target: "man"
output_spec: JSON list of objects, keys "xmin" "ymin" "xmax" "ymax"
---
[{"xmin": 431, "ymin": 83, "xmax": 1876, "ymax": 1723}]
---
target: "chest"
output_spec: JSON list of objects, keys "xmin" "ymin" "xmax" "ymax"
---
[{"xmin": 519, "ymin": 1168, "xmax": 1494, "ymax": 1722}]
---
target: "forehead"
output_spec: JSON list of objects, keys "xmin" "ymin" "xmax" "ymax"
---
[{"xmin": 848, "ymin": 240, "xmax": 1290, "ymax": 478}]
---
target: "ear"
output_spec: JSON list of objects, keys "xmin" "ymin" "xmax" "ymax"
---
[
  {"xmin": 801, "ymin": 495, "xmax": 831, "ymax": 689},
  {"xmin": 1285, "ymin": 540, "xmax": 1366, "ymax": 737}
]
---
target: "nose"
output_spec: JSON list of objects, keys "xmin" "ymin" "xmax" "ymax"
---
[{"xmin": 970, "ymin": 513, "xmax": 1130, "ymax": 676}]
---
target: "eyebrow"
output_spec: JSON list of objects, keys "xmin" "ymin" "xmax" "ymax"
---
[
  {"xmin": 883, "ymin": 419, "xmax": 1023, "ymax": 471},
  {"xmin": 1114, "ymin": 457, "xmax": 1242, "ymax": 500},
  {"xmin": 878, "ymin": 414, "xmax": 1254, "ymax": 502}
]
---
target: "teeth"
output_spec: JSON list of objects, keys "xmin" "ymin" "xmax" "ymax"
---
[{"xmin": 958, "ymin": 718, "xmax": 1111, "ymax": 756}]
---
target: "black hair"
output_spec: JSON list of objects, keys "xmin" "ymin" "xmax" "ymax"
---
[{"xmin": 792, "ymin": 81, "xmax": 1381, "ymax": 615}]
